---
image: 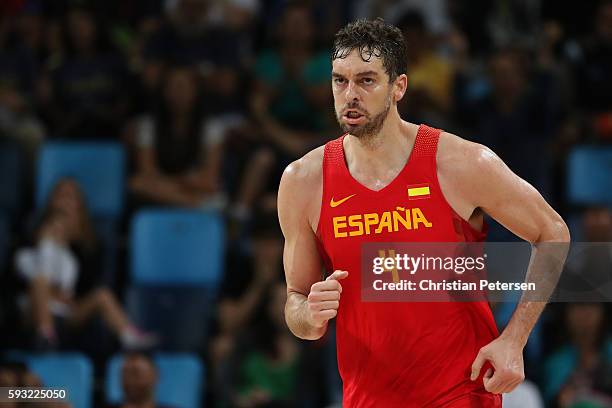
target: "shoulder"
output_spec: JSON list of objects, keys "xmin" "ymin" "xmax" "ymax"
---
[
  {"xmin": 278, "ymin": 145, "xmax": 325, "ymax": 229},
  {"xmin": 280, "ymin": 145, "xmax": 325, "ymax": 194},
  {"xmin": 435, "ymin": 130, "xmax": 516, "ymax": 215},
  {"xmin": 437, "ymin": 131, "xmax": 503, "ymax": 179}
]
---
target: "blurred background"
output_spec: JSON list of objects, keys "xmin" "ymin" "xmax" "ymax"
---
[{"xmin": 0, "ymin": 0, "xmax": 611, "ymax": 407}]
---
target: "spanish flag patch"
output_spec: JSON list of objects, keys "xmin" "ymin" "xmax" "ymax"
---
[{"xmin": 407, "ymin": 184, "xmax": 431, "ymax": 200}]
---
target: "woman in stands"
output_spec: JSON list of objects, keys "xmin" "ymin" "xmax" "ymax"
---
[
  {"xmin": 14, "ymin": 178, "xmax": 157, "ymax": 350},
  {"xmin": 129, "ymin": 65, "xmax": 225, "ymax": 209}
]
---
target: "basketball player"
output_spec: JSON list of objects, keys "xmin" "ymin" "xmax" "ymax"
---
[{"xmin": 278, "ymin": 19, "xmax": 570, "ymax": 407}]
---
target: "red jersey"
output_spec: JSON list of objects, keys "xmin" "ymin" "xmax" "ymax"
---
[{"xmin": 316, "ymin": 125, "xmax": 502, "ymax": 407}]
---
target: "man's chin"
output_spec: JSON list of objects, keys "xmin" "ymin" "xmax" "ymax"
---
[{"xmin": 341, "ymin": 122, "xmax": 365, "ymax": 136}]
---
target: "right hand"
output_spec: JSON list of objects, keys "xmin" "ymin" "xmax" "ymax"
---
[{"xmin": 306, "ymin": 270, "xmax": 348, "ymax": 328}]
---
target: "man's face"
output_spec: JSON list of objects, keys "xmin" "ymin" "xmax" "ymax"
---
[
  {"xmin": 121, "ymin": 356, "xmax": 156, "ymax": 403},
  {"xmin": 332, "ymin": 49, "xmax": 394, "ymax": 139}
]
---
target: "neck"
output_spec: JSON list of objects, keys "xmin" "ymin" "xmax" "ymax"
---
[{"xmin": 344, "ymin": 113, "xmax": 419, "ymax": 186}]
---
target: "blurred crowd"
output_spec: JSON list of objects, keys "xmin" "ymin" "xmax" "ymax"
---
[{"xmin": 0, "ymin": 0, "xmax": 612, "ymax": 407}]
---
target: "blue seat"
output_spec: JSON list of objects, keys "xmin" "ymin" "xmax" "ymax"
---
[
  {"xmin": 26, "ymin": 353, "xmax": 93, "ymax": 408},
  {"xmin": 567, "ymin": 146, "xmax": 612, "ymax": 206},
  {"xmin": 0, "ymin": 142, "xmax": 23, "ymax": 214},
  {"xmin": 36, "ymin": 141, "xmax": 125, "ymax": 218},
  {"xmin": 128, "ymin": 210, "xmax": 224, "ymax": 351},
  {"xmin": 105, "ymin": 353, "xmax": 205, "ymax": 408},
  {"xmin": 130, "ymin": 209, "xmax": 225, "ymax": 288}
]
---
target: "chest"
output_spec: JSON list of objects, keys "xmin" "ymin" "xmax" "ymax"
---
[{"xmin": 319, "ymin": 178, "xmax": 458, "ymax": 249}]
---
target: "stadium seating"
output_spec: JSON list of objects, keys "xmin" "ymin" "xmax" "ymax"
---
[
  {"xmin": 25, "ymin": 353, "xmax": 93, "ymax": 408},
  {"xmin": 130, "ymin": 209, "xmax": 225, "ymax": 287},
  {"xmin": 567, "ymin": 146, "xmax": 612, "ymax": 206},
  {"xmin": 128, "ymin": 209, "xmax": 225, "ymax": 350},
  {"xmin": 105, "ymin": 353, "xmax": 205, "ymax": 408},
  {"xmin": 35, "ymin": 141, "xmax": 125, "ymax": 218}
]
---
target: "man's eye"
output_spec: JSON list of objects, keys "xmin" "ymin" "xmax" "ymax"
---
[
  {"xmin": 362, "ymin": 78, "xmax": 374, "ymax": 84},
  {"xmin": 334, "ymin": 78, "xmax": 345, "ymax": 84}
]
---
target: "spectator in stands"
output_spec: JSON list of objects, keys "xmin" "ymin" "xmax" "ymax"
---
[
  {"xmin": 475, "ymin": 47, "xmax": 559, "ymax": 199},
  {"xmin": 142, "ymin": 0, "xmax": 242, "ymax": 79},
  {"xmin": 38, "ymin": 5, "xmax": 129, "ymax": 139},
  {"xmin": 352, "ymin": 0, "xmax": 451, "ymax": 36},
  {"xmin": 211, "ymin": 213, "xmax": 284, "ymax": 369},
  {"xmin": 0, "ymin": 12, "xmax": 45, "ymax": 161},
  {"xmin": 107, "ymin": 352, "xmax": 175, "ymax": 408},
  {"xmin": 543, "ymin": 303, "xmax": 612, "ymax": 407},
  {"xmin": 14, "ymin": 178, "xmax": 157, "ymax": 350},
  {"xmin": 250, "ymin": 1, "xmax": 333, "ymax": 158},
  {"xmin": 129, "ymin": 65, "xmax": 224, "ymax": 209},
  {"xmin": 228, "ymin": 2, "xmax": 333, "ymax": 226},
  {"xmin": 396, "ymin": 10, "xmax": 454, "ymax": 127},
  {"xmin": 217, "ymin": 281, "xmax": 300, "ymax": 408}
]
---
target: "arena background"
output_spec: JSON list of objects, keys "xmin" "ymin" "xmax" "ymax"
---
[{"xmin": 0, "ymin": 0, "xmax": 611, "ymax": 407}]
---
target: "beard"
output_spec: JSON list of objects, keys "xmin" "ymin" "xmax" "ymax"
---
[{"xmin": 336, "ymin": 93, "xmax": 392, "ymax": 141}]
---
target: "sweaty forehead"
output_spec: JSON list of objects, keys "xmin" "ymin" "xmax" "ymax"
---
[{"xmin": 332, "ymin": 49, "xmax": 387, "ymax": 78}]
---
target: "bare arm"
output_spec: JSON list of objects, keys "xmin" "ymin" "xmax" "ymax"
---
[
  {"xmin": 439, "ymin": 134, "xmax": 570, "ymax": 393},
  {"xmin": 454, "ymin": 141, "xmax": 569, "ymax": 343},
  {"xmin": 278, "ymin": 151, "xmax": 346, "ymax": 340}
]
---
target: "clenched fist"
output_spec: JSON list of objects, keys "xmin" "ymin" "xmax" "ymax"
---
[{"xmin": 306, "ymin": 270, "xmax": 348, "ymax": 328}]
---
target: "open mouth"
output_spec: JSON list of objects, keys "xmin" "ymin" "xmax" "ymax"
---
[{"xmin": 343, "ymin": 110, "xmax": 365, "ymax": 125}]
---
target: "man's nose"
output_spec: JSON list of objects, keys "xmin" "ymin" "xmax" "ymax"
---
[{"xmin": 345, "ymin": 80, "xmax": 360, "ymax": 102}]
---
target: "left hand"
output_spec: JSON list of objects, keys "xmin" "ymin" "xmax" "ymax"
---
[{"xmin": 470, "ymin": 335, "xmax": 525, "ymax": 394}]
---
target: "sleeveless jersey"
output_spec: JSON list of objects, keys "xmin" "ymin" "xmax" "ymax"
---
[{"xmin": 316, "ymin": 124, "xmax": 503, "ymax": 407}]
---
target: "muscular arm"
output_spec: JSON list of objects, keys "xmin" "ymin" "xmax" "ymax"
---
[
  {"xmin": 278, "ymin": 149, "xmax": 340, "ymax": 340},
  {"xmin": 439, "ymin": 133, "xmax": 570, "ymax": 392},
  {"xmin": 278, "ymin": 153, "xmax": 324, "ymax": 340},
  {"xmin": 450, "ymin": 139, "xmax": 569, "ymax": 343}
]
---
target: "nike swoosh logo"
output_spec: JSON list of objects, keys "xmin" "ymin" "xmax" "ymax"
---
[{"xmin": 330, "ymin": 194, "xmax": 356, "ymax": 208}]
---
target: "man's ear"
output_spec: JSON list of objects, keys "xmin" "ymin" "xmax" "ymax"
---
[{"xmin": 393, "ymin": 74, "xmax": 408, "ymax": 103}]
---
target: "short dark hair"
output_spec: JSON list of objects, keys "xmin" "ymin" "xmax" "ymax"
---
[{"xmin": 332, "ymin": 18, "xmax": 408, "ymax": 82}]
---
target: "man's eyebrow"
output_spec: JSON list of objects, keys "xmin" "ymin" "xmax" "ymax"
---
[
  {"xmin": 332, "ymin": 71, "xmax": 379, "ymax": 78},
  {"xmin": 355, "ymin": 70, "xmax": 379, "ymax": 77}
]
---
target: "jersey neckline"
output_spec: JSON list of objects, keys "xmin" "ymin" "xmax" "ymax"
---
[{"xmin": 337, "ymin": 124, "xmax": 424, "ymax": 194}]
